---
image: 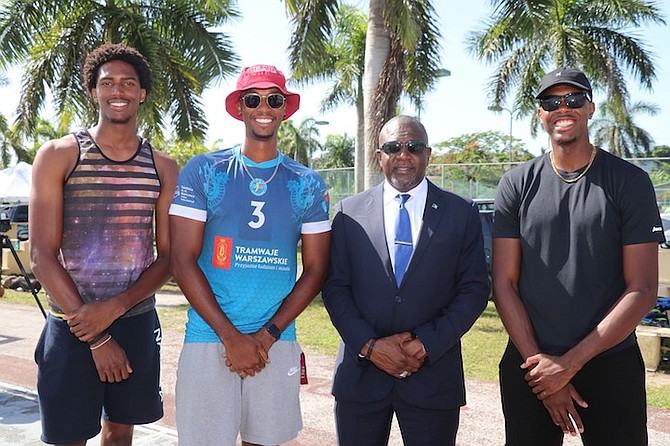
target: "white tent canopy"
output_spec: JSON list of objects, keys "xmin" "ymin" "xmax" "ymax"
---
[{"xmin": 0, "ymin": 162, "xmax": 32, "ymax": 203}]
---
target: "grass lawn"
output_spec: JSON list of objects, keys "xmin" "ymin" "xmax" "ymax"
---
[
  {"xmin": 296, "ymin": 294, "xmax": 341, "ymax": 356},
  {"xmin": 461, "ymin": 302, "xmax": 508, "ymax": 381},
  {"xmin": 3, "ymin": 287, "xmax": 670, "ymax": 410}
]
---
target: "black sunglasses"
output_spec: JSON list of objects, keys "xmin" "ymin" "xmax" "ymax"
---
[
  {"xmin": 538, "ymin": 91, "xmax": 590, "ymax": 112},
  {"xmin": 380, "ymin": 140, "xmax": 428, "ymax": 155},
  {"xmin": 241, "ymin": 93, "xmax": 286, "ymax": 109}
]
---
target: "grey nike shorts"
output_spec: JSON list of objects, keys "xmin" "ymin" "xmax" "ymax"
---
[{"xmin": 176, "ymin": 340, "xmax": 303, "ymax": 446}]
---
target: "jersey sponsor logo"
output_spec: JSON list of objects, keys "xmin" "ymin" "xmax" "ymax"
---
[
  {"xmin": 233, "ymin": 244, "xmax": 291, "ymax": 271},
  {"xmin": 176, "ymin": 184, "xmax": 197, "ymax": 204},
  {"xmin": 212, "ymin": 236, "xmax": 233, "ymax": 269}
]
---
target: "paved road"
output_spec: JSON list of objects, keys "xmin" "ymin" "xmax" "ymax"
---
[{"xmin": 1, "ymin": 295, "xmax": 670, "ymax": 445}]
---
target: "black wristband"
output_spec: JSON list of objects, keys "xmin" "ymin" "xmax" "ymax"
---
[
  {"xmin": 87, "ymin": 332, "xmax": 108, "ymax": 346},
  {"xmin": 263, "ymin": 322, "xmax": 281, "ymax": 341},
  {"xmin": 362, "ymin": 338, "xmax": 376, "ymax": 360}
]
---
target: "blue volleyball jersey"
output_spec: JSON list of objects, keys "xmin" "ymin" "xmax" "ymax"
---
[{"xmin": 169, "ymin": 147, "xmax": 330, "ymax": 342}]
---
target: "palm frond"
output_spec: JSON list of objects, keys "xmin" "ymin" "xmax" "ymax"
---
[{"xmin": 0, "ymin": 0, "xmax": 240, "ymax": 141}]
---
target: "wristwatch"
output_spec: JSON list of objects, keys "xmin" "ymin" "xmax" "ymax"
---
[{"xmin": 263, "ymin": 322, "xmax": 281, "ymax": 341}]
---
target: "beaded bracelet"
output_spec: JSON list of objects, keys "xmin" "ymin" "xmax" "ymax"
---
[{"xmin": 89, "ymin": 334, "xmax": 112, "ymax": 351}]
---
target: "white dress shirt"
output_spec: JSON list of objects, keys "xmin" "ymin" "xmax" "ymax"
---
[{"xmin": 383, "ymin": 179, "xmax": 428, "ymax": 272}]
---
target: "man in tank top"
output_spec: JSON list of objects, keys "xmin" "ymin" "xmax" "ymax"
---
[{"xmin": 29, "ymin": 43, "xmax": 179, "ymax": 446}]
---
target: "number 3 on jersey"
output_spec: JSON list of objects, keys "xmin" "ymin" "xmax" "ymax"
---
[{"xmin": 248, "ymin": 200, "xmax": 266, "ymax": 229}]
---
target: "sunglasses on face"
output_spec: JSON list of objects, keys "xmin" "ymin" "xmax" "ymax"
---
[
  {"xmin": 380, "ymin": 140, "xmax": 428, "ymax": 155},
  {"xmin": 538, "ymin": 91, "xmax": 590, "ymax": 112},
  {"xmin": 241, "ymin": 93, "xmax": 286, "ymax": 109}
]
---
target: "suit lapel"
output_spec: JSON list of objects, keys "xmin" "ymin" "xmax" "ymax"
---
[
  {"xmin": 403, "ymin": 182, "xmax": 445, "ymax": 283},
  {"xmin": 366, "ymin": 184, "xmax": 395, "ymax": 281}
]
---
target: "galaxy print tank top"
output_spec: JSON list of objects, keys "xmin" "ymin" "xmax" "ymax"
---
[{"xmin": 49, "ymin": 129, "xmax": 161, "ymax": 318}]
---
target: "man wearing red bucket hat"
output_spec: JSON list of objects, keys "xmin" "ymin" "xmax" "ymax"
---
[
  {"xmin": 224, "ymin": 64, "xmax": 301, "ymax": 122},
  {"xmin": 169, "ymin": 64, "xmax": 331, "ymax": 445}
]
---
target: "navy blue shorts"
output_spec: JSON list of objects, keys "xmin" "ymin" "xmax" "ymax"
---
[{"xmin": 35, "ymin": 309, "xmax": 163, "ymax": 444}]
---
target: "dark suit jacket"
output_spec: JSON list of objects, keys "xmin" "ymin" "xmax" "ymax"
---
[{"xmin": 322, "ymin": 180, "xmax": 489, "ymax": 410}]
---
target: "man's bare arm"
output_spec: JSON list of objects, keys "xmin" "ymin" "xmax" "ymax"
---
[
  {"xmin": 29, "ymin": 137, "xmax": 86, "ymax": 313},
  {"xmin": 262, "ymin": 231, "xmax": 331, "ymax": 333},
  {"xmin": 524, "ymin": 242, "xmax": 659, "ymax": 397},
  {"xmin": 492, "ymin": 237, "xmax": 541, "ymax": 358}
]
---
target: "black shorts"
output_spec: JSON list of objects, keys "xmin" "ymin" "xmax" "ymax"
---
[
  {"xmin": 35, "ymin": 309, "xmax": 163, "ymax": 444},
  {"xmin": 499, "ymin": 340, "xmax": 647, "ymax": 446}
]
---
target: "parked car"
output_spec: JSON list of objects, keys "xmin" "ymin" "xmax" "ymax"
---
[
  {"xmin": 661, "ymin": 213, "xmax": 670, "ymax": 243},
  {"xmin": 0, "ymin": 203, "xmax": 28, "ymax": 240},
  {"xmin": 475, "ymin": 199, "xmax": 494, "ymax": 299}
]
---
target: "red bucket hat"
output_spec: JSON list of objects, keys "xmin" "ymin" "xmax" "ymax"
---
[{"xmin": 225, "ymin": 64, "xmax": 300, "ymax": 121}]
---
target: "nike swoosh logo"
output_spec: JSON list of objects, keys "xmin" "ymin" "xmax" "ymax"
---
[{"xmin": 287, "ymin": 367, "xmax": 300, "ymax": 376}]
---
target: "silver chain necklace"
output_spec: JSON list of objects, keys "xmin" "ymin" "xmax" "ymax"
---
[{"xmin": 240, "ymin": 152, "xmax": 280, "ymax": 196}]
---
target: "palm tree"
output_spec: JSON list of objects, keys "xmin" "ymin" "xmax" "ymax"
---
[
  {"xmin": 313, "ymin": 133, "xmax": 355, "ymax": 169},
  {"xmin": 591, "ymin": 99, "xmax": 659, "ymax": 157},
  {"xmin": 362, "ymin": 0, "xmax": 442, "ymax": 188},
  {"xmin": 163, "ymin": 138, "xmax": 211, "ymax": 168},
  {"xmin": 288, "ymin": 4, "xmax": 367, "ymax": 192},
  {"xmin": 285, "ymin": 0, "xmax": 443, "ymax": 189},
  {"xmin": 0, "ymin": 0, "xmax": 239, "ymax": 142},
  {"xmin": 0, "ymin": 113, "xmax": 12, "ymax": 167},
  {"xmin": 467, "ymin": 0, "xmax": 665, "ymax": 137},
  {"xmin": 278, "ymin": 117, "xmax": 325, "ymax": 167},
  {"xmin": 23, "ymin": 117, "xmax": 62, "ymax": 163},
  {"xmin": 0, "ymin": 112, "xmax": 31, "ymax": 167}
]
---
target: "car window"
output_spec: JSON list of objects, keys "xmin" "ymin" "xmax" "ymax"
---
[{"xmin": 11, "ymin": 204, "xmax": 28, "ymax": 223}]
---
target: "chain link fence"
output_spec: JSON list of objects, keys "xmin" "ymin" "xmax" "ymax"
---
[
  {"xmin": 318, "ymin": 158, "xmax": 670, "ymax": 213},
  {"xmin": 318, "ymin": 162, "xmax": 518, "ymax": 213}
]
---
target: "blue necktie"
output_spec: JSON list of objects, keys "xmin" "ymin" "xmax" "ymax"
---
[{"xmin": 394, "ymin": 194, "xmax": 412, "ymax": 286}]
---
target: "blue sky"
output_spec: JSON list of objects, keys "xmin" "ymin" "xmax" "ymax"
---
[
  {"xmin": 203, "ymin": 0, "xmax": 670, "ymax": 156},
  {"xmin": 1, "ymin": 0, "xmax": 669, "ymax": 156}
]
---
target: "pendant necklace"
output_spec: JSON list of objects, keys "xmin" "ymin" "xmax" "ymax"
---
[
  {"xmin": 240, "ymin": 152, "xmax": 280, "ymax": 196},
  {"xmin": 549, "ymin": 145, "xmax": 597, "ymax": 184}
]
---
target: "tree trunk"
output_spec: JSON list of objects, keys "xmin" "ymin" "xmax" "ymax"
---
[
  {"xmin": 355, "ymin": 96, "xmax": 365, "ymax": 193},
  {"xmin": 363, "ymin": 0, "xmax": 388, "ymax": 190}
]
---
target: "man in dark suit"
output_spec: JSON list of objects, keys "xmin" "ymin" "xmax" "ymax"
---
[{"xmin": 323, "ymin": 115, "xmax": 489, "ymax": 445}]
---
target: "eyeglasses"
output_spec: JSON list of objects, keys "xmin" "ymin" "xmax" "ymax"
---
[
  {"xmin": 538, "ymin": 91, "xmax": 590, "ymax": 112},
  {"xmin": 380, "ymin": 140, "xmax": 428, "ymax": 155},
  {"xmin": 241, "ymin": 93, "xmax": 286, "ymax": 109}
]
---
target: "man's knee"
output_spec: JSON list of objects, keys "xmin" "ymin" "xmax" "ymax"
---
[{"xmin": 101, "ymin": 420, "xmax": 134, "ymax": 446}]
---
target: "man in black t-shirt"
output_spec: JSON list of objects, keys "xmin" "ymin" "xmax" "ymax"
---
[{"xmin": 493, "ymin": 67, "xmax": 664, "ymax": 446}]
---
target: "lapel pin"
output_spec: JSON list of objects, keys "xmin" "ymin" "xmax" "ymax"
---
[{"xmin": 431, "ymin": 203, "xmax": 438, "ymax": 209}]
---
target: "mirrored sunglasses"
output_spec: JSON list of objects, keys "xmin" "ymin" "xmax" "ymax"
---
[
  {"xmin": 538, "ymin": 91, "xmax": 590, "ymax": 112},
  {"xmin": 380, "ymin": 140, "xmax": 428, "ymax": 155},
  {"xmin": 241, "ymin": 93, "xmax": 286, "ymax": 109}
]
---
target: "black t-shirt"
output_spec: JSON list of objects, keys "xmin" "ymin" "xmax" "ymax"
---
[{"xmin": 494, "ymin": 148, "xmax": 664, "ymax": 355}]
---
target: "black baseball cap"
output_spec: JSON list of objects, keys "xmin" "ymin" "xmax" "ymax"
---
[{"xmin": 536, "ymin": 67, "xmax": 592, "ymax": 99}]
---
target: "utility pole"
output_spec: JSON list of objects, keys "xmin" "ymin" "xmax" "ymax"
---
[{"xmin": 488, "ymin": 105, "xmax": 515, "ymax": 162}]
